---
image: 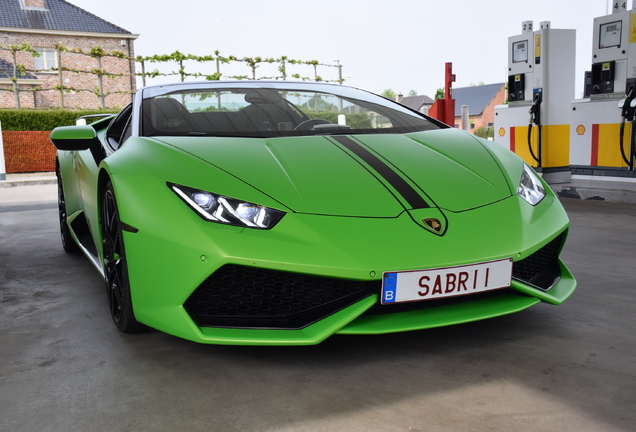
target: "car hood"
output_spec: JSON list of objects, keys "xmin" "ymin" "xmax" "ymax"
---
[{"xmin": 156, "ymin": 129, "xmax": 513, "ymax": 216}]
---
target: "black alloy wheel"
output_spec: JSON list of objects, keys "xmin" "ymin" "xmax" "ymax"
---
[
  {"xmin": 101, "ymin": 181, "xmax": 145, "ymax": 333},
  {"xmin": 56, "ymin": 165, "xmax": 79, "ymax": 254}
]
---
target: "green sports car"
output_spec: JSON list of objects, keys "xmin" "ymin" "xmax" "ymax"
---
[{"xmin": 51, "ymin": 81, "xmax": 576, "ymax": 345}]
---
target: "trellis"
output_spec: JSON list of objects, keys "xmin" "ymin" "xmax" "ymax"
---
[{"xmin": 0, "ymin": 43, "xmax": 344, "ymax": 109}]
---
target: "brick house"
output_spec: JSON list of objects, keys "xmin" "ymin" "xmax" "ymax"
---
[
  {"xmin": 452, "ymin": 83, "xmax": 506, "ymax": 133},
  {"xmin": 0, "ymin": 0, "xmax": 138, "ymax": 109},
  {"xmin": 396, "ymin": 94, "xmax": 435, "ymax": 115}
]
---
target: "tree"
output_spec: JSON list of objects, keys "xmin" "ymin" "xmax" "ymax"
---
[
  {"xmin": 2, "ymin": 43, "xmax": 40, "ymax": 109},
  {"xmin": 299, "ymin": 95, "xmax": 336, "ymax": 111},
  {"xmin": 408, "ymin": 89, "xmax": 418, "ymax": 96},
  {"xmin": 381, "ymin": 89, "xmax": 396, "ymax": 99},
  {"xmin": 435, "ymin": 88, "xmax": 444, "ymax": 100}
]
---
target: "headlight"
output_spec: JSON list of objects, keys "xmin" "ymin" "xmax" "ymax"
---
[
  {"xmin": 517, "ymin": 164, "xmax": 545, "ymax": 206},
  {"xmin": 170, "ymin": 184, "xmax": 285, "ymax": 229}
]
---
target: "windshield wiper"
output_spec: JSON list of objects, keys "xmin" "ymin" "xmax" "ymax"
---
[{"xmin": 188, "ymin": 131, "xmax": 218, "ymax": 136}]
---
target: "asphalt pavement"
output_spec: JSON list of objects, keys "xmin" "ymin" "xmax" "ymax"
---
[{"xmin": 0, "ymin": 183, "xmax": 635, "ymax": 432}]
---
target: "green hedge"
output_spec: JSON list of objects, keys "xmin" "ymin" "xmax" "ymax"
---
[
  {"xmin": 474, "ymin": 125, "xmax": 494, "ymax": 139},
  {"xmin": 0, "ymin": 109, "xmax": 119, "ymax": 131}
]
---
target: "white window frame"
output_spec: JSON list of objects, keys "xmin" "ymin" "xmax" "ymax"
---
[{"xmin": 34, "ymin": 48, "xmax": 57, "ymax": 71}]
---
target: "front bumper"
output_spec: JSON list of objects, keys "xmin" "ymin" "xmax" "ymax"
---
[{"xmin": 116, "ymin": 176, "xmax": 575, "ymax": 345}]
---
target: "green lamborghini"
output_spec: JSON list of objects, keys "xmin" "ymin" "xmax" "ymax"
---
[{"xmin": 51, "ymin": 81, "xmax": 576, "ymax": 345}]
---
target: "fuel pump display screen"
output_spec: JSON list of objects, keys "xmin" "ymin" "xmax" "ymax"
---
[
  {"xmin": 512, "ymin": 40, "xmax": 528, "ymax": 63},
  {"xmin": 599, "ymin": 20, "xmax": 622, "ymax": 48}
]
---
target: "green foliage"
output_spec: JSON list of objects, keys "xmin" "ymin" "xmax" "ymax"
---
[
  {"xmin": 0, "ymin": 109, "xmax": 119, "ymax": 131},
  {"xmin": 408, "ymin": 90, "xmax": 418, "ymax": 96},
  {"xmin": 381, "ymin": 89, "xmax": 396, "ymax": 99},
  {"xmin": 474, "ymin": 125, "xmax": 494, "ymax": 139},
  {"xmin": 90, "ymin": 46, "xmax": 106, "ymax": 57},
  {"xmin": 305, "ymin": 111, "xmax": 372, "ymax": 129},
  {"xmin": 190, "ymin": 105, "xmax": 229, "ymax": 113},
  {"xmin": 205, "ymin": 72, "xmax": 222, "ymax": 81},
  {"xmin": 0, "ymin": 44, "xmax": 344, "ymax": 109},
  {"xmin": 435, "ymin": 88, "xmax": 444, "ymax": 100}
]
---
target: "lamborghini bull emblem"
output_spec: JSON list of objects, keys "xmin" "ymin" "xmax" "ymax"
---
[{"xmin": 423, "ymin": 218, "xmax": 443, "ymax": 234}]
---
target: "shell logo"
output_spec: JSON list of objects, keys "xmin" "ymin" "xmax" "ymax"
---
[
  {"xmin": 498, "ymin": 127, "xmax": 506, "ymax": 137},
  {"xmin": 576, "ymin": 125, "xmax": 586, "ymax": 135}
]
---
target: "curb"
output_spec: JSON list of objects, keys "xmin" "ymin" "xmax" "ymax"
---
[
  {"xmin": 549, "ymin": 175, "xmax": 636, "ymax": 204},
  {"xmin": 0, "ymin": 173, "xmax": 57, "ymax": 188},
  {"xmin": 552, "ymin": 185, "xmax": 636, "ymax": 204}
]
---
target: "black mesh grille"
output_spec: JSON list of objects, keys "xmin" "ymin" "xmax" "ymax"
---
[
  {"xmin": 184, "ymin": 265, "xmax": 379, "ymax": 329},
  {"xmin": 512, "ymin": 233, "xmax": 563, "ymax": 291}
]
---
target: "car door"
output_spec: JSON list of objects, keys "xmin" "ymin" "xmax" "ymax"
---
[{"xmin": 75, "ymin": 105, "xmax": 133, "ymax": 261}]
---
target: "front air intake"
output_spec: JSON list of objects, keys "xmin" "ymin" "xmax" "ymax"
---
[
  {"xmin": 512, "ymin": 233, "xmax": 564, "ymax": 291},
  {"xmin": 184, "ymin": 265, "xmax": 379, "ymax": 329}
]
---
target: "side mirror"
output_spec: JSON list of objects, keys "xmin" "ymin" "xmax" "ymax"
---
[
  {"xmin": 50, "ymin": 125, "xmax": 106, "ymax": 164},
  {"xmin": 50, "ymin": 125, "xmax": 99, "ymax": 151}
]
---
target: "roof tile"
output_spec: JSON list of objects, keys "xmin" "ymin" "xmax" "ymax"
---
[
  {"xmin": 453, "ymin": 83, "xmax": 505, "ymax": 117},
  {"xmin": 0, "ymin": 0, "xmax": 132, "ymax": 34},
  {"xmin": 0, "ymin": 57, "xmax": 38, "ymax": 79}
]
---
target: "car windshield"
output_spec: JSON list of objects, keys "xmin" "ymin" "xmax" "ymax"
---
[{"xmin": 141, "ymin": 82, "xmax": 442, "ymax": 138}]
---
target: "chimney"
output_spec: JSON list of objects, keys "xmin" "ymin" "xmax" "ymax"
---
[
  {"xmin": 395, "ymin": 93, "xmax": 403, "ymax": 103},
  {"xmin": 23, "ymin": 0, "xmax": 46, "ymax": 9}
]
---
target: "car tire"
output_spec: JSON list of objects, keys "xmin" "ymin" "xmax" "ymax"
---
[
  {"xmin": 101, "ymin": 181, "xmax": 146, "ymax": 333},
  {"xmin": 56, "ymin": 166, "xmax": 80, "ymax": 254}
]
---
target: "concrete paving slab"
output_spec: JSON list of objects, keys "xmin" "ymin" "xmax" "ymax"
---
[
  {"xmin": 0, "ymin": 186, "xmax": 635, "ymax": 432},
  {"xmin": 0, "ymin": 183, "xmax": 57, "ymax": 205}
]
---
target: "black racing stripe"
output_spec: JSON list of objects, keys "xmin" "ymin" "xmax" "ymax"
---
[{"xmin": 332, "ymin": 135, "xmax": 429, "ymax": 209}]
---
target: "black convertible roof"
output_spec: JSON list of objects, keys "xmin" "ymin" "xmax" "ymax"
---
[{"xmin": 0, "ymin": 0, "xmax": 132, "ymax": 34}]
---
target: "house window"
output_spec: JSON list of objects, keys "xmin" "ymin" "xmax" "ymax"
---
[{"xmin": 35, "ymin": 48, "xmax": 57, "ymax": 71}]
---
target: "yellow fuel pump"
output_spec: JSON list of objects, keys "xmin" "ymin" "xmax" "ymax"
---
[
  {"xmin": 570, "ymin": 2, "xmax": 636, "ymax": 178},
  {"xmin": 494, "ymin": 21, "xmax": 576, "ymax": 183}
]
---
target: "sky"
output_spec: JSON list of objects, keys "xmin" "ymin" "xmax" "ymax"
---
[{"xmin": 68, "ymin": 0, "xmax": 616, "ymax": 99}]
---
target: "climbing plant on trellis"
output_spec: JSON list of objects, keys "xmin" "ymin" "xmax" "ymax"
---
[{"xmin": 0, "ymin": 43, "xmax": 344, "ymax": 109}]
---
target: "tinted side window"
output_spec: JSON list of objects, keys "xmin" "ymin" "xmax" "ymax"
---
[{"xmin": 106, "ymin": 104, "xmax": 133, "ymax": 150}]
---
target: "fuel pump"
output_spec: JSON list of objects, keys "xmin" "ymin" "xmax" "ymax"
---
[
  {"xmin": 528, "ymin": 90, "xmax": 543, "ymax": 168},
  {"xmin": 618, "ymin": 88, "xmax": 636, "ymax": 169},
  {"xmin": 495, "ymin": 21, "xmax": 576, "ymax": 182},
  {"xmin": 570, "ymin": 1, "xmax": 636, "ymax": 177}
]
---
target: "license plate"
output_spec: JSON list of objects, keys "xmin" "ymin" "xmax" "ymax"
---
[{"xmin": 381, "ymin": 258, "xmax": 513, "ymax": 304}]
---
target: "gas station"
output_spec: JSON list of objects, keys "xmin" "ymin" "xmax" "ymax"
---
[
  {"xmin": 570, "ymin": 2, "xmax": 636, "ymax": 177},
  {"xmin": 492, "ymin": 2, "xmax": 636, "ymax": 201}
]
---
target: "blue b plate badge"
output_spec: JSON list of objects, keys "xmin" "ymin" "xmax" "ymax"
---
[{"xmin": 381, "ymin": 258, "xmax": 513, "ymax": 304}]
